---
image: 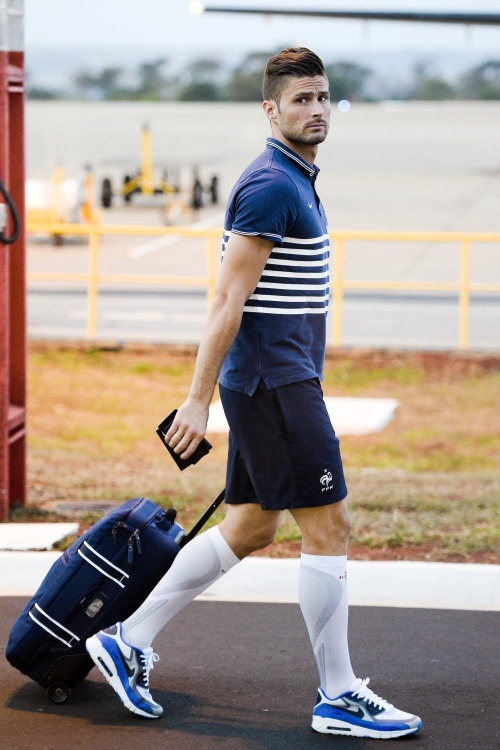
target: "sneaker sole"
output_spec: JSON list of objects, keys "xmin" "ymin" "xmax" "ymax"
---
[
  {"xmin": 86, "ymin": 634, "xmax": 160, "ymax": 719},
  {"xmin": 312, "ymin": 714, "xmax": 422, "ymax": 739}
]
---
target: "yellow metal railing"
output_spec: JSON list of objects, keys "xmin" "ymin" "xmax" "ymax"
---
[
  {"xmin": 28, "ymin": 221, "xmax": 222, "ymax": 340},
  {"xmin": 27, "ymin": 220, "xmax": 500, "ymax": 349},
  {"xmin": 328, "ymin": 230, "xmax": 500, "ymax": 349}
]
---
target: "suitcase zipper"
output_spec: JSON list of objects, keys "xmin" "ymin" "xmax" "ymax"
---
[
  {"xmin": 127, "ymin": 530, "xmax": 142, "ymax": 563},
  {"xmin": 111, "ymin": 520, "xmax": 141, "ymax": 545},
  {"xmin": 112, "ymin": 521, "xmax": 124, "ymax": 548},
  {"xmin": 112, "ymin": 521, "xmax": 144, "ymax": 563},
  {"xmin": 113, "ymin": 499, "xmax": 164, "ymax": 561}
]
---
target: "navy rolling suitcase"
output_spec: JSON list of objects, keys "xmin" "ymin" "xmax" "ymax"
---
[{"xmin": 6, "ymin": 490, "xmax": 224, "ymax": 703}]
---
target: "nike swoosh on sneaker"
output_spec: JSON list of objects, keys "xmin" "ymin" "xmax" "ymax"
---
[
  {"xmin": 340, "ymin": 706, "xmax": 365, "ymax": 719},
  {"xmin": 124, "ymin": 659, "xmax": 138, "ymax": 680}
]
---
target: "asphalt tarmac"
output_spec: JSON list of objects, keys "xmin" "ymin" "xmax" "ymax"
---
[
  {"xmin": 27, "ymin": 101, "xmax": 500, "ymax": 351},
  {"xmin": 27, "ymin": 284, "xmax": 500, "ymax": 350},
  {"xmin": 2, "ymin": 598, "xmax": 499, "ymax": 750}
]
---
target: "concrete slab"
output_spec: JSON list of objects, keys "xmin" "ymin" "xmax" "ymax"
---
[
  {"xmin": 1, "ymin": 550, "xmax": 498, "ymax": 611},
  {"xmin": 207, "ymin": 396, "xmax": 398, "ymax": 435},
  {"xmin": 200, "ymin": 558, "xmax": 500, "ymax": 611},
  {"xmin": 0, "ymin": 552, "xmax": 61, "ymax": 595},
  {"xmin": 0, "ymin": 524, "xmax": 78, "ymax": 552},
  {"xmin": 325, "ymin": 396, "xmax": 399, "ymax": 434}
]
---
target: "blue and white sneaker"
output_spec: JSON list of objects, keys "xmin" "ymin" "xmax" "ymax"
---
[
  {"xmin": 312, "ymin": 677, "xmax": 422, "ymax": 739},
  {"xmin": 86, "ymin": 623, "xmax": 163, "ymax": 719}
]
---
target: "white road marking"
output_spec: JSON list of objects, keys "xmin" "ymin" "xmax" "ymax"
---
[
  {"xmin": 129, "ymin": 211, "xmax": 225, "ymax": 259},
  {"xmin": 103, "ymin": 311, "xmax": 166, "ymax": 322},
  {"xmin": 171, "ymin": 313, "xmax": 206, "ymax": 322},
  {"xmin": 69, "ymin": 310, "xmax": 165, "ymax": 322}
]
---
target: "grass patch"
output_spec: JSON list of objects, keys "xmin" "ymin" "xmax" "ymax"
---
[
  {"xmin": 346, "ymin": 469, "xmax": 499, "ymax": 559},
  {"xmin": 323, "ymin": 360, "xmax": 426, "ymax": 391},
  {"xmin": 25, "ymin": 343, "xmax": 500, "ymax": 562}
]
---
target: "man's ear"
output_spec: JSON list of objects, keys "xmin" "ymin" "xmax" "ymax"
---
[{"xmin": 262, "ymin": 99, "xmax": 277, "ymax": 121}]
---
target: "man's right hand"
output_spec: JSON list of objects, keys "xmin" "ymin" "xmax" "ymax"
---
[{"xmin": 165, "ymin": 399, "xmax": 209, "ymax": 460}]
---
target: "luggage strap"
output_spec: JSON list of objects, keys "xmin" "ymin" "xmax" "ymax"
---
[
  {"xmin": 28, "ymin": 603, "xmax": 80, "ymax": 649},
  {"xmin": 77, "ymin": 541, "xmax": 130, "ymax": 587}
]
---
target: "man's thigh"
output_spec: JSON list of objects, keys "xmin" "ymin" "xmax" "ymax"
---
[{"xmin": 220, "ymin": 378, "xmax": 348, "ymax": 511}]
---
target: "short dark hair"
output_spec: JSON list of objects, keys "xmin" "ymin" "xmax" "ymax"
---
[{"xmin": 262, "ymin": 47, "xmax": 326, "ymax": 104}]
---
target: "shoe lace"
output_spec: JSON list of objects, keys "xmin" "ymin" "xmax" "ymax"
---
[
  {"xmin": 140, "ymin": 649, "xmax": 160, "ymax": 689},
  {"xmin": 351, "ymin": 677, "xmax": 392, "ymax": 711}
]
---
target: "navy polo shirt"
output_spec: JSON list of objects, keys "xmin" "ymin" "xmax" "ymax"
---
[{"xmin": 219, "ymin": 138, "xmax": 330, "ymax": 396}]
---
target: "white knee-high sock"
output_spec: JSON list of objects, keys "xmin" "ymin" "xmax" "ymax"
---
[
  {"xmin": 298, "ymin": 553, "xmax": 356, "ymax": 699},
  {"xmin": 122, "ymin": 526, "xmax": 240, "ymax": 650}
]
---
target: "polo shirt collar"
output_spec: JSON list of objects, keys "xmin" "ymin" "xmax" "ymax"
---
[{"xmin": 266, "ymin": 138, "xmax": 318, "ymax": 178}]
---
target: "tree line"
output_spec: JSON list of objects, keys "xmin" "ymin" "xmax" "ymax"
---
[{"xmin": 28, "ymin": 51, "xmax": 500, "ymax": 102}]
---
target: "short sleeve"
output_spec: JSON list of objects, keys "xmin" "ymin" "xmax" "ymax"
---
[{"xmin": 230, "ymin": 169, "xmax": 298, "ymax": 247}]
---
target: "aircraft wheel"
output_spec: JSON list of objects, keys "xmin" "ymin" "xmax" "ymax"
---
[
  {"xmin": 209, "ymin": 175, "xmax": 219, "ymax": 204},
  {"xmin": 192, "ymin": 178, "xmax": 203, "ymax": 210},
  {"xmin": 101, "ymin": 178, "xmax": 112, "ymax": 208}
]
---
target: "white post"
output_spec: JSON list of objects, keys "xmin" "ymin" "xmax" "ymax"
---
[{"xmin": 0, "ymin": 0, "xmax": 24, "ymax": 53}]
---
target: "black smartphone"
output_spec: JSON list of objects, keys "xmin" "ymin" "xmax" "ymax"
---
[{"xmin": 156, "ymin": 409, "xmax": 212, "ymax": 471}]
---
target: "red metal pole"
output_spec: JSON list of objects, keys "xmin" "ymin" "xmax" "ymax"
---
[
  {"xmin": 8, "ymin": 49, "xmax": 26, "ymax": 514},
  {"xmin": 0, "ymin": 2, "xmax": 26, "ymax": 521},
  {"xmin": 0, "ymin": 47, "xmax": 10, "ymax": 520}
]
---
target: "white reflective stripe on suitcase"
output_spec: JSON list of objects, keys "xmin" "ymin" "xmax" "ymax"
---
[
  {"xmin": 28, "ymin": 602, "xmax": 80, "ymax": 648},
  {"xmin": 77, "ymin": 540, "xmax": 130, "ymax": 588}
]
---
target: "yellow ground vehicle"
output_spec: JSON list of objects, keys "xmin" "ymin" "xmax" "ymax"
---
[{"xmin": 100, "ymin": 125, "xmax": 218, "ymax": 209}]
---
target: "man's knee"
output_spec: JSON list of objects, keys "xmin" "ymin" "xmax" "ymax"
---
[
  {"xmin": 291, "ymin": 500, "xmax": 351, "ymax": 556},
  {"xmin": 307, "ymin": 509, "xmax": 351, "ymax": 549},
  {"xmin": 243, "ymin": 524, "xmax": 277, "ymax": 553},
  {"xmin": 332, "ymin": 504, "xmax": 352, "ymax": 541},
  {"xmin": 220, "ymin": 521, "xmax": 277, "ymax": 558},
  {"xmin": 219, "ymin": 504, "xmax": 280, "ymax": 558}
]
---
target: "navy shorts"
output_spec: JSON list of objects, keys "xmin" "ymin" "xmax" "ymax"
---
[{"xmin": 219, "ymin": 378, "xmax": 348, "ymax": 511}]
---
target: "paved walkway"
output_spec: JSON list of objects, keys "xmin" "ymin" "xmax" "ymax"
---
[
  {"xmin": 2, "ymin": 597, "xmax": 499, "ymax": 750},
  {"xmin": 1, "ymin": 548, "xmax": 499, "ymax": 611},
  {"xmin": 2, "ymin": 527, "xmax": 499, "ymax": 749}
]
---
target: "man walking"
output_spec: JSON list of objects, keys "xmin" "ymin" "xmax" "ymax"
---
[{"xmin": 86, "ymin": 47, "xmax": 421, "ymax": 739}]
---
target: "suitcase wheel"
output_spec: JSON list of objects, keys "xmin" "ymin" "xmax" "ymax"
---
[{"xmin": 47, "ymin": 681, "xmax": 72, "ymax": 704}]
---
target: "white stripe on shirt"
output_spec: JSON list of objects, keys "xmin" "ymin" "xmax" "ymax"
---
[
  {"xmin": 243, "ymin": 305, "xmax": 328, "ymax": 315},
  {"xmin": 282, "ymin": 233, "xmax": 329, "ymax": 245},
  {"xmin": 249, "ymin": 292, "xmax": 330, "ymax": 303},
  {"xmin": 265, "ymin": 258, "xmax": 328, "ymax": 268},
  {"xmin": 272, "ymin": 246, "xmax": 329, "ymax": 256},
  {"xmin": 257, "ymin": 281, "xmax": 330, "ymax": 290},
  {"xmin": 261, "ymin": 269, "xmax": 329, "ymax": 279}
]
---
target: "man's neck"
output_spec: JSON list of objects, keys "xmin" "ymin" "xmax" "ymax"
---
[{"xmin": 270, "ymin": 132, "xmax": 318, "ymax": 166}]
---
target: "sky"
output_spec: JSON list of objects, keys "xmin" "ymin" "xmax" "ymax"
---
[{"xmin": 24, "ymin": 0, "xmax": 500, "ymax": 56}]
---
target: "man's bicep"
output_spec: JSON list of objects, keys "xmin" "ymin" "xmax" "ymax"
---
[{"xmin": 217, "ymin": 233, "xmax": 274, "ymax": 302}]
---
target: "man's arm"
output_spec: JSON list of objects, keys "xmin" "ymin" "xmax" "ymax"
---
[{"xmin": 165, "ymin": 232, "xmax": 273, "ymax": 459}]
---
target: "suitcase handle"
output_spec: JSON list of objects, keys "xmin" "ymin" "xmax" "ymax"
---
[
  {"xmin": 156, "ymin": 413, "xmax": 225, "ymax": 548},
  {"xmin": 180, "ymin": 489, "xmax": 225, "ymax": 548}
]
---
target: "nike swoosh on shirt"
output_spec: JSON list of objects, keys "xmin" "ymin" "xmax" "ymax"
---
[{"xmin": 308, "ymin": 203, "xmax": 313, "ymax": 208}]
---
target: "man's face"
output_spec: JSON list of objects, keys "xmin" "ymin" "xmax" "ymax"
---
[{"xmin": 269, "ymin": 75, "xmax": 331, "ymax": 147}]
